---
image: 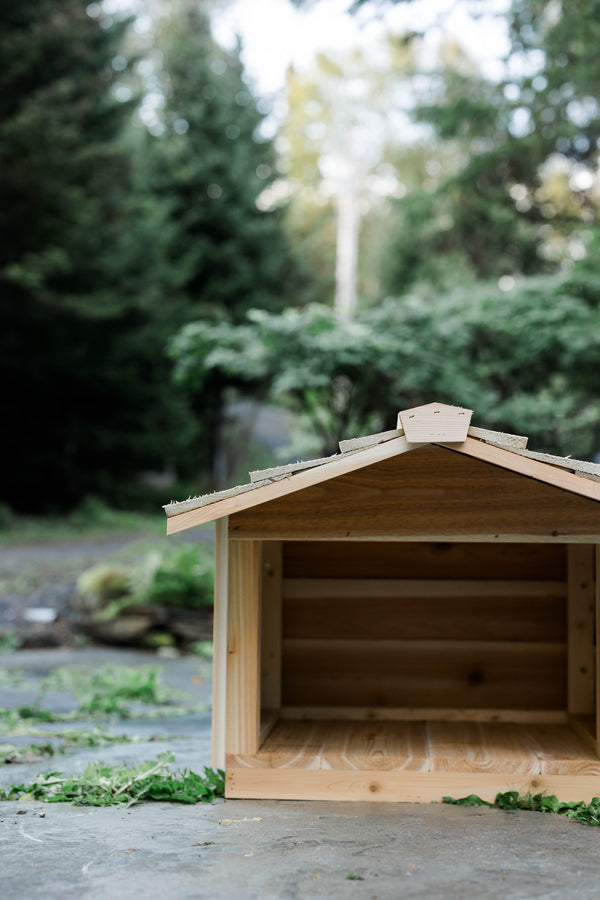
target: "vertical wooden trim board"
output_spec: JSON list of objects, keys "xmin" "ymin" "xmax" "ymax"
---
[
  {"xmin": 567, "ymin": 545, "xmax": 595, "ymax": 716},
  {"xmin": 261, "ymin": 542, "xmax": 282, "ymax": 713},
  {"xmin": 212, "ymin": 517, "xmax": 229, "ymax": 769},
  {"xmin": 596, "ymin": 544, "xmax": 600, "ymax": 744},
  {"xmin": 225, "ymin": 540, "xmax": 262, "ymax": 756}
]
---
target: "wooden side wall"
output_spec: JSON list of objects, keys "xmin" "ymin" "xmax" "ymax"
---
[{"xmin": 281, "ymin": 541, "xmax": 568, "ymax": 713}]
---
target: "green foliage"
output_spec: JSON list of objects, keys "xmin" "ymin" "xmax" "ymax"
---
[
  {"xmin": 0, "ymin": 0, "xmax": 178, "ymax": 511},
  {"xmin": 170, "ymin": 257, "xmax": 600, "ymax": 459},
  {"xmin": 147, "ymin": 7, "xmax": 298, "ymax": 324},
  {"xmin": 77, "ymin": 564, "xmax": 131, "ymax": 610},
  {"xmin": 0, "ymin": 633, "xmax": 21, "ymax": 654},
  {"xmin": 379, "ymin": 189, "xmax": 478, "ymax": 296},
  {"xmin": 0, "ymin": 504, "xmax": 163, "ymax": 548},
  {"xmin": 136, "ymin": 545, "xmax": 214, "ymax": 610},
  {"xmin": 0, "ymin": 752, "xmax": 225, "ymax": 807},
  {"xmin": 39, "ymin": 664, "xmax": 192, "ymax": 718},
  {"xmin": 136, "ymin": 7, "xmax": 311, "ymax": 480},
  {"xmin": 444, "ymin": 791, "xmax": 600, "ymax": 827},
  {"xmin": 76, "ymin": 543, "xmax": 214, "ymax": 622},
  {"xmin": 0, "ymin": 2, "xmax": 304, "ymax": 512},
  {"xmin": 0, "ymin": 726, "xmax": 156, "ymax": 765},
  {"xmin": 191, "ymin": 641, "xmax": 214, "ymax": 660},
  {"xmin": 0, "ymin": 663, "xmax": 197, "ymax": 732}
]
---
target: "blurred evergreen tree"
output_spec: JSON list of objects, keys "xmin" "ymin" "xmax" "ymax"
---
[
  {"xmin": 0, "ymin": 1, "xmax": 306, "ymax": 509},
  {"xmin": 146, "ymin": 6, "xmax": 298, "ymax": 323},
  {"xmin": 0, "ymin": 0, "xmax": 172, "ymax": 511},
  {"xmin": 170, "ymin": 252, "xmax": 600, "ymax": 462},
  {"xmin": 381, "ymin": 1, "xmax": 600, "ymax": 295},
  {"xmin": 141, "ymin": 6, "xmax": 312, "ymax": 481}
]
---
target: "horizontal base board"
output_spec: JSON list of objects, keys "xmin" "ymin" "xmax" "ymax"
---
[
  {"xmin": 226, "ymin": 767, "xmax": 600, "ymax": 803},
  {"xmin": 226, "ymin": 720, "xmax": 600, "ymax": 801}
]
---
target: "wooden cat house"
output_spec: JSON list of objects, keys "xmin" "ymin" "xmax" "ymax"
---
[{"xmin": 164, "ymin": 402, "xmax": 600, "ymax": 802}]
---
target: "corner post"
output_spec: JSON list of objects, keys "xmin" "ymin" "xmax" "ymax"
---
[
  {"xmin": 567, "ymin": 544, "xmax": 595, "ymax": 716},
  {"xmin": 225, "ymin": 538, "xmax": 262, "ymax": 756},
  {"xmin": 212, "ymin": 516, "xmax": 229, "ymax": 769}
]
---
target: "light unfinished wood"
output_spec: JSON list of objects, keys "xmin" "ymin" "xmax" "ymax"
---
[
  {"xmin": 225, "ymin": 767, "xmax": 600, "ymax": 803},
  {"xmin": 339, "ymin": 424, "xmax": 527, "ymax": 454},
  {"xmin": 504, "ymin": 447, "xmax": 600, "ymax": 479},
  {"xmin": 282, "ymin": 638, "xmax": 566, "ymax": 710},
  {"xmin": 225, "ymin": 540, "xmax": 262, "ymax": 755},
  {"xmin": 399, "ymin": 402, "xmax": 473, "ymax": 443},
  {"xmin": 339, "ymin": 428, "xmax": 402, "ymax": 453},
  {"xmin": 597, "ymin": 545, "xmax": 600, "ymax": 746},
  {"xmin": 321, "ymin": 720, "xmax": 429, "ymax": 772},
  {"xmin": 523, "ymin": 722, "xmax": 600, "ymax": 775},
  {"xmin": 226, "ymin": 720, "xmax": 600, "ymax": 800},
  {"xmin": 165, "ymin": 433, "xmax": 417, "ymax": 533},
  {"xmin": 280, "ymin": 706, "xmax": 568, "ymax": 724},
  {"xmin": 259, "ymin": 709, "xmax": 279, "ymax": 746},
  {"xmin": 211, "ymin": 516, "xmax": 229, "ymax": 770},
  {"xmin": 229, "ymin": 445, "xmax": 600, "ymax": 540},
  {"xmin": 250, "ymin": 452, "xmax": 357, "ymax": 483},
  {"xmin": 261, "ymin": 542, "xmax": 282, "ymax": 712},
  {"xmin": 282, "ymin": 541, "xmax": 567, "ymax": 581},
  {"xmin": 567, "ymin": 545, "xmax": 595, "ymax": 716},
  {"xmin": 440, "ymin": 437, "xmax": 600, "ymax": 503},
  {"xmin": 427, "ymin": 722, "xmax": 538, "ymax": 774},
  {"xmin": 468, "ymin": 426, "xmax": 528, "ymax": 450},
  {"xmin": 166, "ymin": 423, "xmax": 600, "ymax": 536}
]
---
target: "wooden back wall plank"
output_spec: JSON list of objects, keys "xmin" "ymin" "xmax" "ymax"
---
[
  {"xmin": 282, "ymin": 541, "xmax": 567, "ymax": 580},
  {"xmin": 282, "ymin": 638, "xmax": 566, "ymax": 711}
]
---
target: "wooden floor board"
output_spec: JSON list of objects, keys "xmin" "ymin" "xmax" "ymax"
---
[
  {"xmin": 231, "ymin": 719, "xmax": 600, "ymax": 778},
  {"xmin": 521, "ymin": 723, "xmax": 600, "ymax": 775},
  {"xmin": 427, "ymin": 722, "xmax": 539, "ymax": 774}
]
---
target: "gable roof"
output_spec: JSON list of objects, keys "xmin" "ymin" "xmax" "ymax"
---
[{"xmin": 164, "ymin": 402, "xmax": 600, "ymax": 534}]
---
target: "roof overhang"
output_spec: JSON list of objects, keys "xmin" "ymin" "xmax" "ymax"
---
[{"xmin": 164, "ymin": 402, "xmax": 600, "ymax": 535}]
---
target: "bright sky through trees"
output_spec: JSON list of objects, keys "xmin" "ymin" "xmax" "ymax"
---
[{"xmin": 212, "ymin": 0, "xmax": 513, "ymax": 99}]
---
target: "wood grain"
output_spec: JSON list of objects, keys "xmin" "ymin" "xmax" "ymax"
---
[
  {"xmin": 282, "ymin": 581, "xmax": 565, "ymax": 643},
  {"xmin": 282, "ymin": 638, "xmax": 566, "ymax": 710},
  {"xmin": 567, "ymin": 545, "xmax": 595, "ymax": 716},
  {"xmin": 281, "ymin": 706, "xmax": 567, "ymax": 723},
  {"xmin": 282, "ymin": 540, "xmax": 567, "ymax": 580},
  {"xmin": 522, "ymin": 722, "xmax": 600, "ymax": 775},
  {"xmin": 427, "ymin": 721, "xmax": 539, "ymax": 774},
  {"xmin": 597, "ymin": 545, "xmax": 600, "ymax": 748},
  {"xmin": 225, "ymin": 540, "xmax": 262, "ymax": 755},
  {"xmin": 261, "ymin": 541, "xmax": 282, "ymax": 712},
  {"xmin": 211, "ymin": 516, "xmax": 228, "ymax": 769},
  {"xmin": 225, "ymin": 767, "xmax": 600, "ymax": 803},
  {"xmin": 229, "ymin": 445, "xmax": 600, "ymax": 539},
  {"xmin": 227, "ymin": 719, "xmax": 600, "ymax": 800},
  {"xmin": 399, "ymin": 402, "xmax": 472, "ymax": 442}
]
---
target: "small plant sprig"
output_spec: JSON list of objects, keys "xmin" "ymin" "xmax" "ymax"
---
[
  {"xmin": 443, "ymin": 791, "xmax": 600, "ymax": 827},
  {"xmin": 0, "ymin": 725, "xmax": 172, "ymax": 765},
  {"xmin": 39, "ymin": 664, "xmax": 191, "ymax": 717},
  {"xmin": 0, "ymin": 752, "xmax": 225, "ymax": 807}
]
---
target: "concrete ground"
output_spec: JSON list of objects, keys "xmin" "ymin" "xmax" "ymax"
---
[{"xmin": 1, "ymin": 649, "xmax": 600, "ymax": 900}]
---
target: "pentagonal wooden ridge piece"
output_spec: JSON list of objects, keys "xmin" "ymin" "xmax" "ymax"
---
[{"xmin": 398, "ymin": 402, "xmax": 473, "ymax": 444}]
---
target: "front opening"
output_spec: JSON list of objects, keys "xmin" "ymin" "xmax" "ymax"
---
[{"xmin": 256, "ymin": 541, "xmax": 599, "ymax": 779}]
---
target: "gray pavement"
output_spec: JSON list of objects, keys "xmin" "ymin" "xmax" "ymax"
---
[{"xmin": 1, "ymin": 648, "xmax": 600, "ymax": 899}]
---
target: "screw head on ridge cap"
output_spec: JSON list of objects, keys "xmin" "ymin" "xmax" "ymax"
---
[{"xmin": 398, "ymin": 402, "xmax": 473, "ymax": 444}]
